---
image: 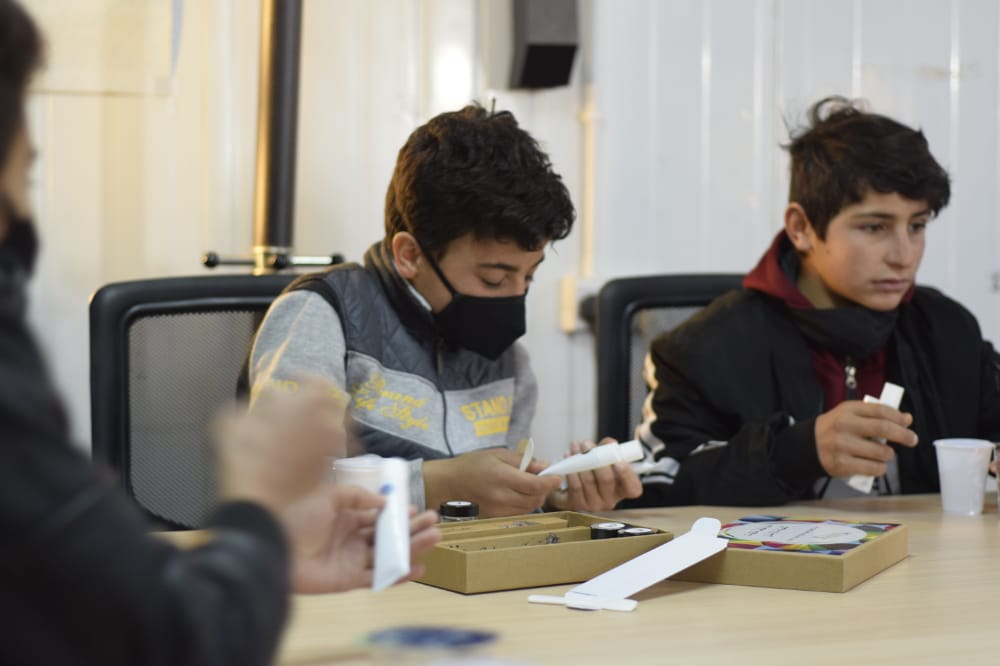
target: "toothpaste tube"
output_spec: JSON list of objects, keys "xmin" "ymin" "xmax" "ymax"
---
[
  {"xmin": 372, "ymin": 458, "xmax": 410, "ymax": 591},
  {"xmin": 538, "ymin": 440, "xmax": 644, "ymax": 477}
]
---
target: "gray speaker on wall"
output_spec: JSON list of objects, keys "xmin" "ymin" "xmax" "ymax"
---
[{"xmin": 510, "ymin": 0, "xmax": 578, "ymax": 89}]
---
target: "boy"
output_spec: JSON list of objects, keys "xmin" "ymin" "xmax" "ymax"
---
[
  {"xmin": 247, "ymin": 105, "xmax": 641, "ymax": 516},
  {"xmin": 631, "ymin": 96, "xmax": 1000, "ymax": 507}
]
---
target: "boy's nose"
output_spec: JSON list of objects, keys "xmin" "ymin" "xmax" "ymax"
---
[{"xmin": 887, "ymin": 229, "xmax": 919, "ymax": 266}]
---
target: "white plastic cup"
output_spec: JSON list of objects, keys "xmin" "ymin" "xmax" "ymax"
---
[
  {"xmin": 332, "ymin": 454, "xmax": 384, "ymax": 494},
  {"xmin": 933, "ymin": 438, "xmax": 994, "ymax": 516},
  {"xmin": 993, "ymin": 443, "xmax": 1000, "ymax": 513}
]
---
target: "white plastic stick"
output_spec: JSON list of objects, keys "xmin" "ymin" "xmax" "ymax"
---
[
  {"xmin": 527, "ymin": 594, "xmax": 638, "ymax": 612},
  {"xmin": 518, "ymin": 437, "xmax": 535, "ymax": 472},
  {"xmin": 526, "ymin": 517, "xmax": 727, "ymax": 612},
  {"xmin": 846, "ymin": 382, "xmax": 904, "ymax": 494},
  {"xmin": 537, "ymin": 440, "xmax": 644, "ymax": 477}
]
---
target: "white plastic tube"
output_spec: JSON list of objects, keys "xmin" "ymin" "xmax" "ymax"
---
[
  {"xmin": 372, "ymin": 457, "xmax": 410, "ymax": 591},
  {"xmin": 537, "ymin": 440, "xmax": 644, "ymax": 477}
]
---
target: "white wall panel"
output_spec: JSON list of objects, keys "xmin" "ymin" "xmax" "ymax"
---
[
  {"xmin": 590, "ymin": 0, "xmax": 656, "ymax": 275},
  {"xmin": 592, "ymin": 0, "xmax": 781, "ymax": 278},
  {"xmin": 944, "ymin": 0, "xmax": 1000, "ymax": 339},
  {"xmin": 700, "ymin": 0, "xmax": 772, "ymax": 272},
  {"xmin": 779, "ymin": 1, "xmax": 857, "ymax": 106}
]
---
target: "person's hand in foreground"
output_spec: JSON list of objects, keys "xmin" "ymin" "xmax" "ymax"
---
[
  {"xmin": 281, "ymin": 485, "xmax": 440, "ymax": 593},
  {"xmin": 215, "ymin": 377, "xmax": 440, "ymax": 592},
  {"xmin": 215, "ymin": 377, "xmax": 346, "ymax": 515}
]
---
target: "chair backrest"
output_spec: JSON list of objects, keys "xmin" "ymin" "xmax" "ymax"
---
[
  {"xmin": 89, "ymin": 274, "xmax": 296, "ymax": 528},
  {"xmin": 594, "ymin": 273, "xmax": 745, "ymax": 443}
]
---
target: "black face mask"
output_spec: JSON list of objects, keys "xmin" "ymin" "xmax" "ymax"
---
[{"xmin": 420, "ymin": 247, "xmax": 527, "ymax": 360}]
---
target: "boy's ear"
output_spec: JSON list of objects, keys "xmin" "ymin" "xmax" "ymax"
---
[
  {"xmin": 391, "ymin": 232, "xmax": 422, "ymax": 279},
  {"xmin": 784, "ymin": 203, "xmax": 815, "ymax": 253}
]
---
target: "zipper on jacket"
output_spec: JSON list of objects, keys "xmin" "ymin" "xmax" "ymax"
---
[
  {"xmin": 844, "ymin": 355, "xmax": 892, "ymax": 495},
  {"xmin": 844, "ymin": 356, "xmax": 857, "ymax": 400},
  {"xmin": 819, "ymin": 361, "xmax": 859, "ymax": 500},
  {"xmin": 436, "ymin": 340, "xmax": 455, "ymax": 456}
]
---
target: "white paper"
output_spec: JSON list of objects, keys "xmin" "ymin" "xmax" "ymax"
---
[
  {"xmin": 846, "ymin": 382, "xmax": 905, "ymax": 494},
  {"xmin": 527, "ymin": 517, "xmax": 727, "ymax": 611}
]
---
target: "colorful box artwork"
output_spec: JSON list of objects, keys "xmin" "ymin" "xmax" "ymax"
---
[{"xmin": 720, "ymin": 515, "xmax": 902, "ymax": 555}]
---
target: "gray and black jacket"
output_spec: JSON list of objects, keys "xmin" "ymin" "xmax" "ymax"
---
[{"xmin": 245, "ymin": 242, "xmax": 537, "ymax": 509}]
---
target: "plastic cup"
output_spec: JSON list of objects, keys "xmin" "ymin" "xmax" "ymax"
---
[
  {"xmin": 993, "ymin": 443, "xmax": 1000, "ymax": 513},
  {"xmin": 332, "ymin": 454, "xmax": 384, "ymax": 493},
  {"xmin": 933, "ymin": 438, "xmax": 994, "ymax": 515}
]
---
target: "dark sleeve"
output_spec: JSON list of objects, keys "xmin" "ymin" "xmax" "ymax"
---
[
  {"xmin": 977, "ymin": 339, "xmax": 1000, "ymax": 440},
  {"xmin": 0, "ymin": 310, "xmax": 290, "ymax": 666},
  {"xmin": 628, "ymin": 301, "xmax": 825, "ymax": 508},
  {"xmin": 922, "ymin": 288, "xmax": 1000, "ymax": 442}
]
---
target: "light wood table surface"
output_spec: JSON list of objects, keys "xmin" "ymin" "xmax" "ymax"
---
[{"xmin": 276, "ymin": 493, "xmax": 998, "ymax": 665}]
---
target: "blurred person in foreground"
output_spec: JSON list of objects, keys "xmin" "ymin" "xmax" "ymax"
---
[{"xmin": 0, "ymin": 2, "xmax": 439, "ymax": 664}]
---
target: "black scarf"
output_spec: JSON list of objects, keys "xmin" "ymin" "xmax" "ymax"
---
[{"xmin": 780, "ymin": 248, "xmax": 897, "ymax": 360}]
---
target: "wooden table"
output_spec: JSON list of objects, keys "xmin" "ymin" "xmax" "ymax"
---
[{"xmin": 276, "ymin": 494, "xmax": 998, "ymax": 665}]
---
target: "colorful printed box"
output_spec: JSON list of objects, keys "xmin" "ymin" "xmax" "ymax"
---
[{"xmin": 672, "ymin": 515, "xmax": 908, "ymax": 592}]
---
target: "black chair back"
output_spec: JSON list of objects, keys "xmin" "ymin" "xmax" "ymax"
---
[
  {"xmin": 89, "ymin": 274, "xmax": 295, "ymax": 528},
  {"xmin": 594, "ymin": 273, "xmax": 744, "ymax": 442}
]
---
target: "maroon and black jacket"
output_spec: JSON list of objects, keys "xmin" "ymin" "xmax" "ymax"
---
[{"xmin": 628, "ymin": 232, "xmax": 1000, "ymax": 507}]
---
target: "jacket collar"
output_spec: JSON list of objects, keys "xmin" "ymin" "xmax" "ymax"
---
[{"xmin": 364, "ymin": 241, "xmax": 439, "ymax": 339}]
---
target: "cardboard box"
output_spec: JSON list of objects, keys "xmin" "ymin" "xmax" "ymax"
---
[
  {"xmin": 416, "ymin": 511, "xmax": 673, "ymax": 594},
  {"xmin": 672, "ymin": 516, "xmax": 908, "ymax": 592}
]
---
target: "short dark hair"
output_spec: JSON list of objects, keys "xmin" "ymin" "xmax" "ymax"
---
[
  {"xmin": 0, "ymin": 0, "xmax": 43, "ymax": 165},
  {"xmin": 786, "ymin": 96, "xmax": 951, "ymax": 238},
  {"xmin": 384, "ymin": 104, "xmax": 575, "ymax": 257}
]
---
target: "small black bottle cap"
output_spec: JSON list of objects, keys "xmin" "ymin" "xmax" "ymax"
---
[
  {"xmin": 590, "ymin": 521, "xmax": 628, "ymax": 539},
  {"xmin": 617, "ymin": 527, "xmax": 657, "ymax": 537},
  {"xmin": 439, "ymin": 500, "xmax": 479, "ymax": 519}
]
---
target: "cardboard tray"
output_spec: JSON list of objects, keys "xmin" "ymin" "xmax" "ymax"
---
[
  {"xmin": 415, "ymin": 511, "xmax": 673, "ymax": 594},
  {"xmin": 672, "ymin": 515, "xmax": 908, "ymax": 592}
]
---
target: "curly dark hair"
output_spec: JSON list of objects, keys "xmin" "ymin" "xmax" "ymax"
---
[
  {"xmin": 384, "ymin": 104, "xmax": 575, "ymax": 257},
  {"xmin": 786, "ymin": 96, "xmax": 951, "ymax": 239},
  {"xmin": 0, "ymin": 0, "xmax": 43, "ymax": 164}
]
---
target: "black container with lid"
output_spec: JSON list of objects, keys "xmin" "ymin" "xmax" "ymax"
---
[
  {"xmin": 590, "ymin": 521, "xmax": 628, "ymax": 539},
  {"xmin": 617, "ymin": 526, "xmax": 657, "ymax": 537},
  {"xmin": 439, "ymin": 500, "xmax": 479, "ymax": 522}
]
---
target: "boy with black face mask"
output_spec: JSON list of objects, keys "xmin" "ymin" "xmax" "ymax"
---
[
  {"xmin": 627, "ymin": 96, "xmax": 1000, "ymax": 508},
  {"xmin": 246, "ymin": 106, "xmax": 642, "ymax": 517}
]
